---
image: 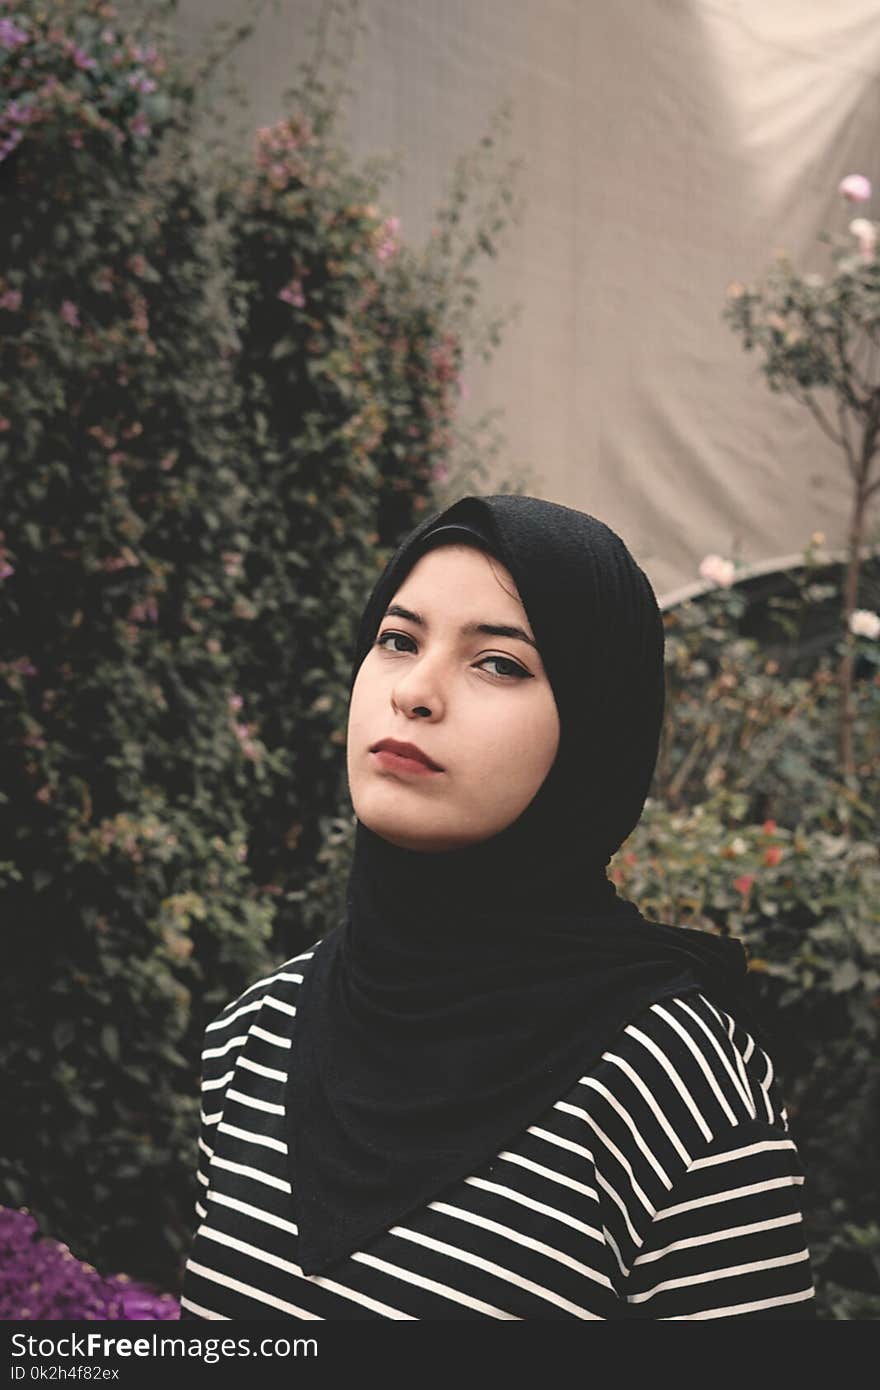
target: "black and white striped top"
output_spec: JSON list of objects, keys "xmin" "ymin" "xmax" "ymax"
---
[{"xmin": 180, "ymin": 944, "xmax": 816, "ymax": 1320}]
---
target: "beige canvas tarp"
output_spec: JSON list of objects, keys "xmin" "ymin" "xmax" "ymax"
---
[{"xmin": 174, "ymin": 0, "xmax": 880, "ymax": 601}]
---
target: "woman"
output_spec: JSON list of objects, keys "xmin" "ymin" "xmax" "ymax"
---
[{"xmin": 181, "ymin": 493, "xmax": 816, "ymax": 1320}]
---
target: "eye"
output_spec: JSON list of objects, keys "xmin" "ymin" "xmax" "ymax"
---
[
  {"xmin": 478, "ymin": 655, "xmax": 530, "ymax": 680},
  {"xmin": 375, "ymin": 630, "xmax": 417, "ymax": 655},
  {"xmin": 374, "ymin": 631, "xmax": 531, "ymax": 680}
]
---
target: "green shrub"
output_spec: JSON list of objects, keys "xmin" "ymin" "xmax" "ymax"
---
[
  {"xmin": 657, "ymin": 558, "xmax": 879, "ymax": 835},
  {"xmin": 0, "ymin": 0, "xmax": 278, "ymax": 1288}
]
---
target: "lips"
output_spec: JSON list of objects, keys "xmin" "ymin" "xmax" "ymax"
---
[{"xmin": 370, "ymin": 738, "xmax": 444, "ymax": 771}]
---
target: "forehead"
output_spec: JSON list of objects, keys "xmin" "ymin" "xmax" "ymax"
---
[{"xmin": 394, "ymin": 543, "xmax": 520, "ymax": 601}]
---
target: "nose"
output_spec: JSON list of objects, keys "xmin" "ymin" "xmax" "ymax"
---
[{"xmin": 390, "ymin": 647, "xmax": 448, "ymax": 720}]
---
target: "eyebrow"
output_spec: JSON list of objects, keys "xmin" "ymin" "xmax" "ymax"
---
[{"xmin": 382, "ymin": 603, "xmax": 538, "ymax": 651}]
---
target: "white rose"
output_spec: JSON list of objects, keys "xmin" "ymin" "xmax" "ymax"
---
[{"xmin": 849, "ymin": 608, "xmax": 880, "ymax": 639}]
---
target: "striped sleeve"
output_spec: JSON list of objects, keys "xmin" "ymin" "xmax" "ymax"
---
[
  {"xmin": 190, "ymin": 987, "xmax": 264, "ymax": 1223},
  {"xmin": 621, "ymin": 1117, "xmax": 816, "ymax": 1319},
  {"xmin": 180, "ymin": 987, "xmax": 271, "ymax": 1321}
]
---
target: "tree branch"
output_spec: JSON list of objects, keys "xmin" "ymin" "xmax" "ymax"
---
[
  {"xmin": 836, "ymin": 399, "xmax": 859, "ymax": 481},
  {"xmin": 789, "ymin": 388, "xmax": 845, "ymax": 451}
]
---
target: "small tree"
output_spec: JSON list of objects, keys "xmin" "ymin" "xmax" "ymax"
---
[{"xmin": 723, "ymin": 175, "xmax": 880, "ymax": 796}]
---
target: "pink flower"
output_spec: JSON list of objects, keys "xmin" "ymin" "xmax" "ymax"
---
[
  {"xmin": 733, "ymin": 874, "xmax": 755, "ymax": 897},
  {"xmin": 376, "ymin": 215, "xmax": 401, "ymax": 263},
  {"xmin": 129, "ymin": 112, "xmax": 151, "ymax": 139},
  {"xmin": 278, "ymin": 281, "xmax": 305, "ymax": 308},
  {"xmin": 127, "ymin": 73, "xmax": 157, "ymax": 94},
  {"xmin": 698, "ymin": 553, "xmax": 735, "ymax": 588},
  {"xmin": 59, "ymin": 300, "xmax": 80, "ymax": 328},
  {"xmin": 839, "ymin": 174, "xmax": 872, "ymax": 203},
  {"xmin": 0, "ymin": 289, "xmax": 22, "ymax": 311},
  {"xmin": 0, "ymin": 417, "xmax": 10, "ymax": 432}
]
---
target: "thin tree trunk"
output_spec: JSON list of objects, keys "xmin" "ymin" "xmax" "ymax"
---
[{"xmin": 837, "ymin": 426, "xmax": 875, "ymax": 794}]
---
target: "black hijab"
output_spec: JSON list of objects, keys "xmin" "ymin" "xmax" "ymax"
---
[{"xmin": 287, "ymin": 494, "xmax": 758, "ymax": 1276}]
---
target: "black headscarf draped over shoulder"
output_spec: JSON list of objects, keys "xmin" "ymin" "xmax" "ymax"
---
[{"xmin": 286, "ymin": 494, "xmax": 759, "ymax": 1276}]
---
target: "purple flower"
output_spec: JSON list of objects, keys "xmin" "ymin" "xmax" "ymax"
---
[
  {"xmin": 0, "ymin": 1208, "xmax": 180, "ymax": 1321},
  {"xmin": 0, "ymin": 128, "xmax": 23, "ymax": 164},
  {"xmin": 59, "ymin": 300, "xmax": 80, "ymax": 328},
  {"xmin": 0, "ymin": 18, "xmax": 29, "ymax": 49}
]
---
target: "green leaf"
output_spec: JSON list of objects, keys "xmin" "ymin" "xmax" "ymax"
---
[
  {"xmin": 53, "ymin": 1019, "xmax": 76, "ymax": 1052},
  {"xmin": 101, "ymin": 1024, "xmax": 120, "ymax": 1062}
]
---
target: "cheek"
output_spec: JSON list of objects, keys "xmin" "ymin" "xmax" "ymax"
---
[
  {"xmin": 345, "ymin": 670, "xmax": 373, "ymax": 770},
  {"xmin": 476, "ymin": 694, "xmax": 560, "ymax": 784},
  {"xmin": 347, "ymin": 661, "xmax": 376, "ymax": 733}
]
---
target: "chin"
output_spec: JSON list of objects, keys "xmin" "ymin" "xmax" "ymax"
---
[
  {"xmin": 370, "ymin": 824, "xmax": 459, "ymax": 852},
  {"xmin": 358, "ymin": 807, "xmax": 469, "ymax": 853}
]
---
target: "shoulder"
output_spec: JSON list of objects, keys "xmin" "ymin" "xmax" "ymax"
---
[
  {"xmin": 591, "ymin": 987, "xmax": 788, "ymax": 1145},
  {"xmin": 198, "ymin": 941, "xmax": 320, "ymax": 1085},
  {"xmin": 567, "ymin": 988, "xmax": 793, "ymax": 1285}
]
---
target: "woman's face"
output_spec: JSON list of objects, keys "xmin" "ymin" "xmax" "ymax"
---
[{"xmin": 347, "ymin": 543, "xmax": 561, "ymax": 851}]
